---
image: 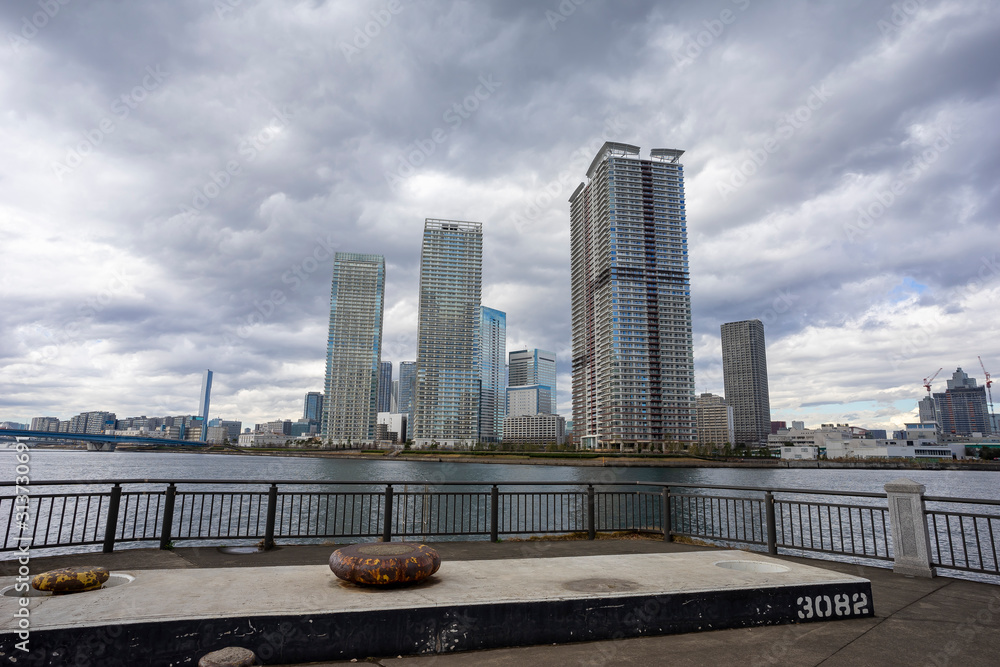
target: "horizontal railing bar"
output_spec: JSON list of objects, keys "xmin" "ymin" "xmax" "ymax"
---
[
  {"xmin": 2, "ymin": 480, "xmax": 997, "ymax": 506},
  {"xmin": 0, "ymin": 480, "xmax": 887, "ymax": 498},
  {"xmin": 640, "ymin": 482, "xmax": 888, "ymax": 498},
  {"xmin": 924, "ymin": 496, "xmax": 1000, "ymax": 507},
  {"xmin": 774, "ymin": 500, "xmax": 888, "ymax": 511},
  {"xmin": 1, "ymin": 479, "xmax": 632, "ymax": 487}
]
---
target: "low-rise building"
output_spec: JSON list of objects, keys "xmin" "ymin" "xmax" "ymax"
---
[
  {"xmin": 238, "ymin": 432, "xmax": 290, "ymax": 447},
  {"xmin": 503, "ymin": 414, "xmax": 566, "ymax": 446},
  {"xmin": 768, "ymin": 424, "xmax": 853, "ymax": 457},
  {"xmin": 781, "ymin": 445, "xmax": 819, "ymax": 460},
  {"xmin": 377, "ymin": 412, "xmax": 408, "ymax": 443}
]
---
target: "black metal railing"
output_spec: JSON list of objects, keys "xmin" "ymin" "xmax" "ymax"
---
[
  {"xmin": 4, "ymin": 479, "xmax": 1000, "ymax": 580},
  {"xmin": 924, "ymin": 495, "xmax": 1000, "ymax": 575}
]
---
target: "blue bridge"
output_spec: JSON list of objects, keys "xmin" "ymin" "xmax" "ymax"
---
[{"xmin": 0, "ymin": 429, "xmax": 206, "ymax": 450}]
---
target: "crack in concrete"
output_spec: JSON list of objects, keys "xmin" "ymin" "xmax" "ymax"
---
[{"xmin": 813, "ymin": 579, "xmax": 954, "ymax": 667}]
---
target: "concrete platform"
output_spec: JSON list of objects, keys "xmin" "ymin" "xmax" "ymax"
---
[{"xmin": 1, "ymin": 550, "xmax": 870, "ymax": 666}]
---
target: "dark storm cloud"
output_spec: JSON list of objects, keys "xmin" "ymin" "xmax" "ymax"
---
[{"xmin": 1, "ymin": 0, "xmax": 998, "ymax": 429}]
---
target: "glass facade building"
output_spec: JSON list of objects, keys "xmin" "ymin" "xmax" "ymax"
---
[
  {"xmin": 413, "ymin": 219, "xmax": 483, "ymax": 448},
  {"xmin": 321, "ymin": 253, "xmax": 385, "ymax": 445},
  {"xmin": 397, "ymin": 360, "xmax": 417, "ymax": 428},
  {"xmin": 303, "ymin": 392, "xmax": 323, "ymax": 421},
  {"xmin": 477, "ymin": 306, "xmax": 507, "ymax": 443},
  {"xmin": 377, "ymin": 361, "xmax": 393, "ymax": 413},
  {"xmin": 508, "ymin": 349, "xmax": 557, "ymax": 414},
  {"xmin": 570, "ymin": 143, "xmax": 695, "ymax": 448}
]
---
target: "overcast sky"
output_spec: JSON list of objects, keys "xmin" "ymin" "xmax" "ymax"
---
[{"xmin": 2, "ymin": 0, "xmax": 998, "ymax": 432}]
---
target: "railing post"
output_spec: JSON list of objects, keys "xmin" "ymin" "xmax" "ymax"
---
[
  {"xmin": 159, "ymin": 483, "xmax": 176, "ymax": 550},
  {"xmin": 587, "ymin": 485, "xmax": 596, "ymax": 540},
  {"xmin": 885, "ymin": 478, "xmax": 934, "ymax": 577},
  {"xmin": 382, "ymin": 484, "xmax": 394, "ymax": 542},
  {"xmin": 661, "ymin": 487, "xmax": 672, "ymax": 542},
  {"xmin": 263, "ymin": 483, "xmax": 278, "ymax": 551},
  {"xmin": 764, "ymin": 490, "xmax": 777, "ymax": 555},
  {"xmin": 490, "ymin": 485, "xmax": 499, "ymax": 542},
  {"xmin": 103, "ymin": 483, "xmax": 122, "ymax": 553}
]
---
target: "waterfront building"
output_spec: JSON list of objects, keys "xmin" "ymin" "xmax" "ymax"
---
[
  {"xmin": 478, "ymin": 306, "xmax": 507, "ymax": 443},
  {"xmin": 30, "ymin": 417, "xmax": 61, "ymax": 432},
  {"xmin": 238, "ymin": 432, "xmax": 289, "ymax": 447},
  {"xmin": 507, "ymin": 384, "xmax": 553, "ymax": 418},
  {"xmin": 378, "ymin": 361, "xmax": 393, "ymax": 413},
  {"xmin": 508, "ymin": 349, "xmax": 557, "ymax": 414},
  {"xmin": 721, "ymin": 319, "xmax": 771, "ymax": 447},
  {"xmin": 321, "ymin": 253, "xmax": 386, "ymax": 446},
  {"xmin": 65, "ymin": 411, "xmax": 117, "ymax": 435},
  {"xmin": 695, "ymin": 393, "xmax": 735, "ymax": 448},
  {"xmin": 933, "ymin": 368, "xmax": 991, "ymax": 436},
  {"xmin": 570, "ymin": 143, "xmax": 695, "ymax": 449},
  {"xmin": 768, "ymin": 424, "xmax": 852, "ymax": 458},
  {"xmin": 412, "ymin": 220, "xmax": 482, "ymax": 448},
  {"xmin": 503, "ymin": 413, "xmax": 567, "ymax": 447}
]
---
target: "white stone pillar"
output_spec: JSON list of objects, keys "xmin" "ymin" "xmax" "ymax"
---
[{"xmin": 885, "ymin": 478, "xmax": 934, "ymax": 578}]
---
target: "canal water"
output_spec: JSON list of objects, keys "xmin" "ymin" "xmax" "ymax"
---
[{"xmin": 9, "ymin": 449, "xmax": 1000, "ymax": 498}]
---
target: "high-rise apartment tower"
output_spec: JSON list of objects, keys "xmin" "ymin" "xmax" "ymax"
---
[
  {"xmin": 321, "ymin": 253, "xmax": 386, "ymax": 445},
  {"xmin": 377, "ymin": 361, "xmax": 393, "ymax": 413},
  {"xmin": 397, "ymin": 361, "xmax": 417, "ymax": 426},
  {"xmin": 721, "ymin": 319, "xmax": 771, "ymax": 447},
  {"xmin": 412, "ymin": 219, "xmax": 483, "ymax": 448},
  {"xmin": 477, "ymin": 306, "xmax": 507, "ymax": 443},
  {"xmin": 933, "ymin": 368, "xmax": 991, "ymax": 435},
  {"xmin": 570, "ymin": 143, "xmax": 695, "ymax": 448}
]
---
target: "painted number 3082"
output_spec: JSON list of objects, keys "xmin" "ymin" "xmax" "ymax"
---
[{"xmin": 797, "ymin": 592, "xmax": 869, "ymax": 619}]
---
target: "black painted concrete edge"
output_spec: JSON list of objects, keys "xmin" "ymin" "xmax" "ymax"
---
[{"xmin": 0, "ymin": 581, "xmax": 873, "ymax": 666}]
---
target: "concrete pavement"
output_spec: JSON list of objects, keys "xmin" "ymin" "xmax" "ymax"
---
[{"xmin": 6, "ymin": 539, "xmax": 999, "ymax": 667}]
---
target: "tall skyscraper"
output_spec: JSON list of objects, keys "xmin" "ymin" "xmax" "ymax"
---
[
  {"xmin": 413, "ymin": 219, "xmax": 482, "ymax": 448},
  {"xmin": 478, "ymin": 306, "xmax": 507, "ymax": 443},
  {"xmin": 721, "ymin": 319, "xmax": 771, "ymax": 447},
  {"xmin": 570, "ymin": 143, "xmax": 695, "ymax": 448},
  {"xmin": 397, "ymin": 361, "xmax": 417, "ymax": 426},
  {"xmin": 321, "ymin": 253, "xmax": 386, "ymax": 445},
  {"xmin": 508, "ymin": 349, "xmax": 557, "ymax": 414},
  {"xmin": 303, "ymin": 391, "xmax": 323, "ymax": 421},
  {"xmin": 933, "ymin": 368, "xmax": 991, "ymax": 435},
  {"xmin": 377, "ymin": 361, "xmax": 393, "ymax": 413}
]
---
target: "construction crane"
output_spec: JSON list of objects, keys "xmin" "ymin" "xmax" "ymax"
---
[
  {"xmin": 922, "ymin": 368, "xmax": 942, "ymax": 395},
  {"xmin": 979, "ymin": 356, "xmax": 994, "ymax": 419}
]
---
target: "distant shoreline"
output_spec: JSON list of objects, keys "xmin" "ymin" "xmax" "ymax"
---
[{"xmin": 23, "ymin": 442, "xmax": 1000, "ymax": 471}]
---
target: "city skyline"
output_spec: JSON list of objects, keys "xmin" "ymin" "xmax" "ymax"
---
[{"xmin": 2, "ymin": 2, "xmax": 998, "ymax": 433}]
